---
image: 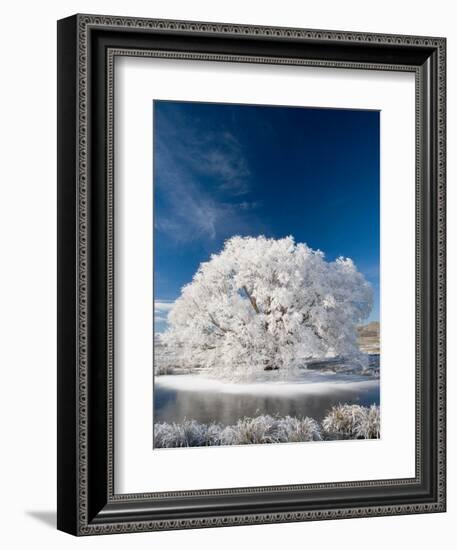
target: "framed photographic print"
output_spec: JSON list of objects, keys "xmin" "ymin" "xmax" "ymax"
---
[{"xmin": 57, "ymin": 14, "xmax": 446, "ymax": 535}]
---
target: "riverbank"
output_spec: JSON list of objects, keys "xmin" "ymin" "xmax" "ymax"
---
[{"xmin": 154, "ymin": 404, "xmax": 380, "ymax": 448}]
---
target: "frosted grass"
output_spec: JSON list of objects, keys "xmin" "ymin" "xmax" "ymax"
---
[
  {"xmin": 322, "ymin": 404, "xmax": 380, "ymax": 439},
  {"xmin": 154, "ymin": 415, "xmax": 322, "ymax": 448},
  {"xmin": 154, "ymin": 405, "xmax": 380, "ymax": 448}
]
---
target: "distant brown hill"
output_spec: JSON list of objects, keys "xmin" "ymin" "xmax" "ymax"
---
[{"xmin": 357, "ymin": 321, "xmax": 380, "ymax": 354}]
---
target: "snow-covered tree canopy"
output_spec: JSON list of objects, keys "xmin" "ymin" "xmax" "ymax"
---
[{"xmin": 162, "ymin": 236, "xmax": 373, "ymax": 381}]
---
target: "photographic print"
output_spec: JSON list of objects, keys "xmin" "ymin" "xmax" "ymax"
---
[
  {"xmin": 153, "ymin": 100, "xmax": 380, "ymax": 448},
  {"xmin": 58, "ymin": 17, "xmax": 446, "ymax": 532}
]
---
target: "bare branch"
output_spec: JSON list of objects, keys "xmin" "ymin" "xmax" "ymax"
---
[
  {"xmin": 242, "ymin": 285, "xmax": 260, "ymax": 314},
  {"xmin": 208, "ymin": 311, "xmax": 231, "ymax": 333}
]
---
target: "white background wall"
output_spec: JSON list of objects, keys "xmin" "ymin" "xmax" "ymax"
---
[{"xmin": 0, "ymin": 0, "xmax": 454, "ymax": 548}]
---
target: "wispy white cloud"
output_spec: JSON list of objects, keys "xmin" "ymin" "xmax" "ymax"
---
[
  {"xmin": 154, "ymin": 156, "xmax": 251, "ymax": 242},
  {"xmin": 155, "ymin": 301, "xmax": 174, "ymax": 313},
  {"xmin": 154, "ymin": 161, "xmax": 219, "ymax": 241},
  {"xmin": 154, "ymin": 106, "xmax": 262, "ymax": 243},
  {"xmin": 239, "ymin": 201, "xmax": 261, "ymax": 211},
  {"xmin": 189, "ymin": 132, "xmax": 251, "ymax": 196},
  {"xmin": 154, "ymin": 300, "xmax": 175, "ymax": 329}
]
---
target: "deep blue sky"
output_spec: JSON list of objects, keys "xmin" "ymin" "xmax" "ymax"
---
[{"xmin": 153, "ymin": 100, "xmax": 380, "ymax": 330}]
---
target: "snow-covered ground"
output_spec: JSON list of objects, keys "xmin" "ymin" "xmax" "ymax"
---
[{"xmin": 155, "ymin": 371, "xmax": 379, "ymax": 397}]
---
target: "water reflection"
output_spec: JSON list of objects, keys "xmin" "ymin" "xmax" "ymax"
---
[{"xmin": 154, "ymin": 377, "xmax": 380, "ymax": 426}]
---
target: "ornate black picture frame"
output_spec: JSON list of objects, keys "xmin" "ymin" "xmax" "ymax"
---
[{"xmin": 57, "ymin": 14, "xmax": 446, "ymax": 536}]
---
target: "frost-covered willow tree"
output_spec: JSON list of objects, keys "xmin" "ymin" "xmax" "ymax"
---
[{"xmin": 162, "ymin": 236, "xmax": 373, "ymax": 381}]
